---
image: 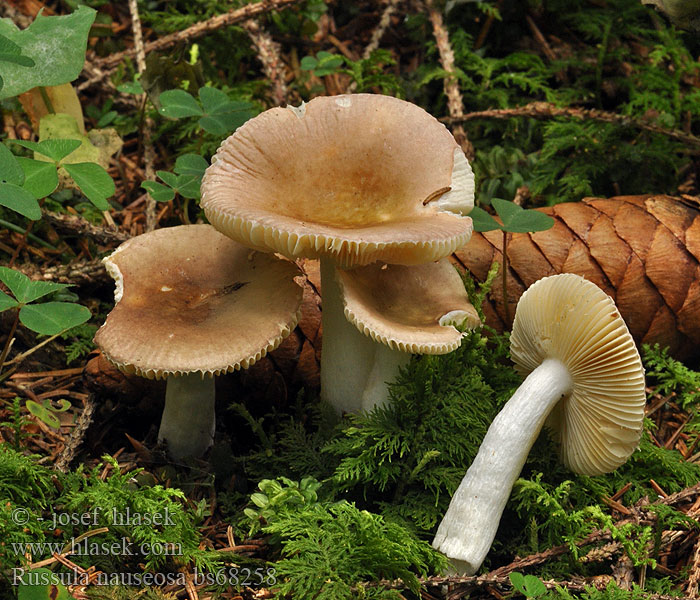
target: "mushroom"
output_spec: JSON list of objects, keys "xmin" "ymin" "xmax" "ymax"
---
[
  {"xmin": 432, "ymin": 273, "xmax": 646, "ymax": 574},
  {"xmin": 201, "ymin": 94, "xmax": 475, "ymax": 411},
  {"xmin": 94, "ymin": 224, "xmax": 303, "ymax": 460},
  {"xmin": 328, "ymin": 259, "xmax": 480, "ymax": 413}
]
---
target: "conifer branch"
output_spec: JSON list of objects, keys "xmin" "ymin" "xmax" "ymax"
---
[{"xmin": 443, "ymin": 102, "xmax": 700, "ymax": 151}]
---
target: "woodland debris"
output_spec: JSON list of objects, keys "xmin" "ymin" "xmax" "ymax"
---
[{"xmin": 453, "ymin": 195, "xmax": 700, "ymax": 359}]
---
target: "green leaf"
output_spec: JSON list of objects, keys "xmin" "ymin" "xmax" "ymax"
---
[
  {"xmin": 0, "ymin": 52, "xmax": 35, "ymax": 67},
  {"xmin": 524, "ymin": 575, "xmax": 547, "ymax": 597},
  {"xmin": 300, "ymin": 56, "xmax": 318, "ymax": 71},
  {"xmin": 174, "ymin": 153, "xmax": 208, "ymax": 176},
  {"xmin": 62, "ymin": 162, "xmax": 114, "ymax": 210},
  {"xmin": 469, "ymin": 206, "xmax": 503, "ymax": 232},
  {"xmin": 0, "ymin": 267, "xmax": 67, "ymax": 304},
  {"xmin": 0, "ymin": 182, "xmax": 42, "ymax": 220},
  {"xmin": 19, "ymin": 302, "xmax": 91, "ymax": 335},
  {"xmin": 198, "ymin": 86, "xmax": 231, "ymax": 115},
  {"xmin": 0, "ymin": 290, "xmax": 19, "ymax": 312},
  {"xmin": 156, "ymin": 170, "xmax": 179, "ymax": 189},
  {"xmin": 12, "ymin": 139, "xmax": 82, "ymax": 162},
  {"xmin": 158, "ymin": 89, "xmax": 203, "ymax": 118},
  {"xmin": 17, "ymin": 158, "xmax": 58, "ymax": 199},
  {"xmin": 16, "ymin": 567, "xmax": 73, "ymax": 600},
  {"xmin": 141, "ymin": 180, "xmax": 175, "ymax": 203},
  {"xmin": 491, "ymin": 198, "xmax": 554, "ymax": 234},
  {"xmin": 26, "ymin": 400, "xmax": 61, "ymax": 429},
  {"xmin": 176, "ymin": 174, "xmax": 201, "ymax": 200},
  {"xmin": 0, "ymin": 6, "xmax": 97, "ymax": 99},
  {"xmin": 117, "ymin": 80, "xmax": 144, "ymax": 95},
  {"xmin": 0, "ymin": 144, "xmax": 25, "ymax": 185},
  {"xmin": 509, "ymin": 572, "xmax": 527, "ymax": 595}
]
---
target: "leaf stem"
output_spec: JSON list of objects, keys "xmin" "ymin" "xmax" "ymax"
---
[
  {"xmin": 38, "ymin": 87, "xmax": 56, "ymax": 114},
  {"xmin": 0, "ymin": 309, "xmax": 21, "ymax": 374}
]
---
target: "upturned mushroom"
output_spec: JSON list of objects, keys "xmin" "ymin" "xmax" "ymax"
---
[
  {"xmin": 329, "ymin": 259, "xmax": 480, "ymax": 412},
  {"xmin": 201, "ymin": 94, "xmax": 475, "ymax": 411},
  {"xmin": 432, "ymin": 273, "xmax": 646, "ymax": 574},
  {"xmin": 94, "ymin": 224, "xmax": 303, "ymax": 460}
]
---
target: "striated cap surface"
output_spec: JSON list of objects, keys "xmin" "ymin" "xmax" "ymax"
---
[
  {"xmin": 201, "ymin": 94, "xmax": 474, "ymax": 268},
  {"xmin": 337, "ymin": 259, "xmax": 480, "ymax": 353},
  {"xmin": 510, "ymin": 273, "xmax": 646, "ymax": 475},
  {"xmin": 94, "ymin": 224, "xmax": 303, "ymax": 379}
]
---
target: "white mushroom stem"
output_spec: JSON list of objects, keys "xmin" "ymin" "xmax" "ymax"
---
[
  {"xmin": 319, "ymin": 257, "xmax": 410, "ymax": 414},
  {"xmin": 158, "ymin": 374, "xmax": 216, "ymax": 460},
  {"xmin": 433, "ymin": 358, "xmax": 573, "ymax": 574}
]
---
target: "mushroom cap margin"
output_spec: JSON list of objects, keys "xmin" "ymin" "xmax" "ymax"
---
[
  {"xmin": 201, "ymin": 94, "xmax": 474, "ymax": 268},
  {"xmin": 337, "ymin": 259, "xmax": 481, "ymax": 354},
  {"xmin": 94, "ymin": 224, "xmax": 303, "ymax": 379}
]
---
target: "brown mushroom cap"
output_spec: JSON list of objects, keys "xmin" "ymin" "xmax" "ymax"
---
[
  {"xmin": 336, "ymin": 259, "xmax": 480, "ymax": 354},
  {"xmin": 95, "ymin": 224, "xmax": 303, "ymax": 379},
  {"xmin": 201, "ymin": 94, "xmax": 474, "ymax": 268},
  {"xmin": 509, "ymin": 273, "xmax": 646, "ymax": 475}
]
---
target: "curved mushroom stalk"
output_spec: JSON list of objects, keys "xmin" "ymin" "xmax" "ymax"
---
[
  {"xmin": 321, "ymin": 258, "xmax": 480, "ymax": 414},
  {"xmin": 432, "ymin": 358, "xmax": 572, "ymax": 574},
  {"xmin": 319, "ymin": 256, "xmax": 381, "ymax": 414},
  {"xmin": 158, "ymin": 374, "xmax": 216, "ymax": 461},
  {"xmin": 432, "ymin": 274, "xmax": 646, "ymax": 575}
]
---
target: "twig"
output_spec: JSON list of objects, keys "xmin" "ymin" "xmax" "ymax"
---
[
  {"xmin": 423, "ymin": 0, "xmax": 474, "ymax": 161},
  {"xmin": 442, "ymin": 102, "xmax": 700, "ymax": 151},
  {"xmin": 16, "ymin": 258, "xmax": 109, "ymax": 286},
  {"xmin": 128, "ymin": 0, "xmax": 157, "ymax": 232},
  {"xmin": 84, "ymin": 0, "xmax": 306, "ymax": 80},
  {"xmin": 42, "ymin": 211, "xmax": 129, "ymax": 245},
  {"xmin": 54, "ymin": 394, "xmax": 94, "ymax": 473},
  {"xmin": 243, "ymin": 20, "xmax": 288, "ymax": 106}
]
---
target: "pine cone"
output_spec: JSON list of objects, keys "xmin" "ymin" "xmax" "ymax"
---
[{"xmin": 453, "ymin": 194, "xmax": 700, "ymax": 359}]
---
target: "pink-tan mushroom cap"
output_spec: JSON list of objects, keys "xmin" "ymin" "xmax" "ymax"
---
[
  {"xmin": 94, "ymin": 224, "xmax": 303, "ymax": 379},
  {"xmin": 509, "ymin": 273, "xmax": 646, "ymax": 476},
  {"xmin": 201, "ymin": 94, "xmax": 474, "ymax": 268},
  {"xmin": 336, "ymin": 259, "xmax": 481, "ymax": 354}
]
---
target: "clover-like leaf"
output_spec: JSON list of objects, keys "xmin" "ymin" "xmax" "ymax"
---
[
  {"xmin": 0, "ymin": 290, "xmax": 19, "ymax": 312},
  {"xmin": 199, "ymin": 86, "xmax": 232, "ymax": 115},
  {"xmin": 491, "ymin": 198, "xmax": 554, "ymax": 234},
  {"xmin": 158, "ymin": 89, "xmax": 203, "ymax": 118},
  {"xmin": 16, "ymin": 157, "xmax": 58, "ymax": 199},
  {"xmin": 0, "ymin": 267, "xmax": 68, "ymax": 304},
  {"xmin": 141, "ymin": 180, "xmax": 175, "ymax": 203},
  {"xmin": 156, "ymin": 170, "xmax": 179, "ymax": 189},
  {"xmin": 19, "ymin": 301, "xmax": 91, "ymax": 335},
  {"xmin": 0, "ymin": 33, "xmax": 35, "ymax": 68},
  {"xmin": 0, "ymin": 144, "xmax": 25, "ymax": 185},
  {"xmin": 469, "ymin": 206, "xmax": 503, "ymax": 232},
  {"xmin": 176, "ymin": 174, "xmax": 201, "ymax": 200},
  {"xmin": 13, "ymin": 139, "xmax": 82, "ymax": 163},
  {"xmin": 117, "ymin": 80, "xmax": 144, "ymax": 95},
  {"xmin": 174, "ymin": 153, "xmax": 208, "ymax": 177},
  {"xmin": 26, "ymin": 399, "xmax": 61, "ymax": 428},
  {"xmin": 62, "ymin": 162, "xmax": 114, "ymax": 210},
  {"xmin": 0, "ymin": 183, "xmax": 42, "ymax": 220}
]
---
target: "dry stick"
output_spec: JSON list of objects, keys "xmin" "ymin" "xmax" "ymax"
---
[
  {"xmin": 86, "ymin": 0, "xmax": 306, "ymax": 77},
  {"xmin": 243, "ymin": 20, "xmax": 288, "ymax": 106},
  {"xmin": 442, "ymin": 102, "xmax": 700, "ymax": 151},
  {"xmin": 43, "ymin": 210, "xmax": 129, "ymax": 245},
  {"xmin": 54, "ymin": 394, "xmax": 95, "ymax": 473},
  {"xmin": 424, "ymin": 0, "xmax": 474, "ymax": 161},
  {"xmin": 16, "ymin": 258, "xmax": 108, "ymax": 286},
  {"xmin": 127, "ymin": 0, "xmax": 157, "ymax": 232}
]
